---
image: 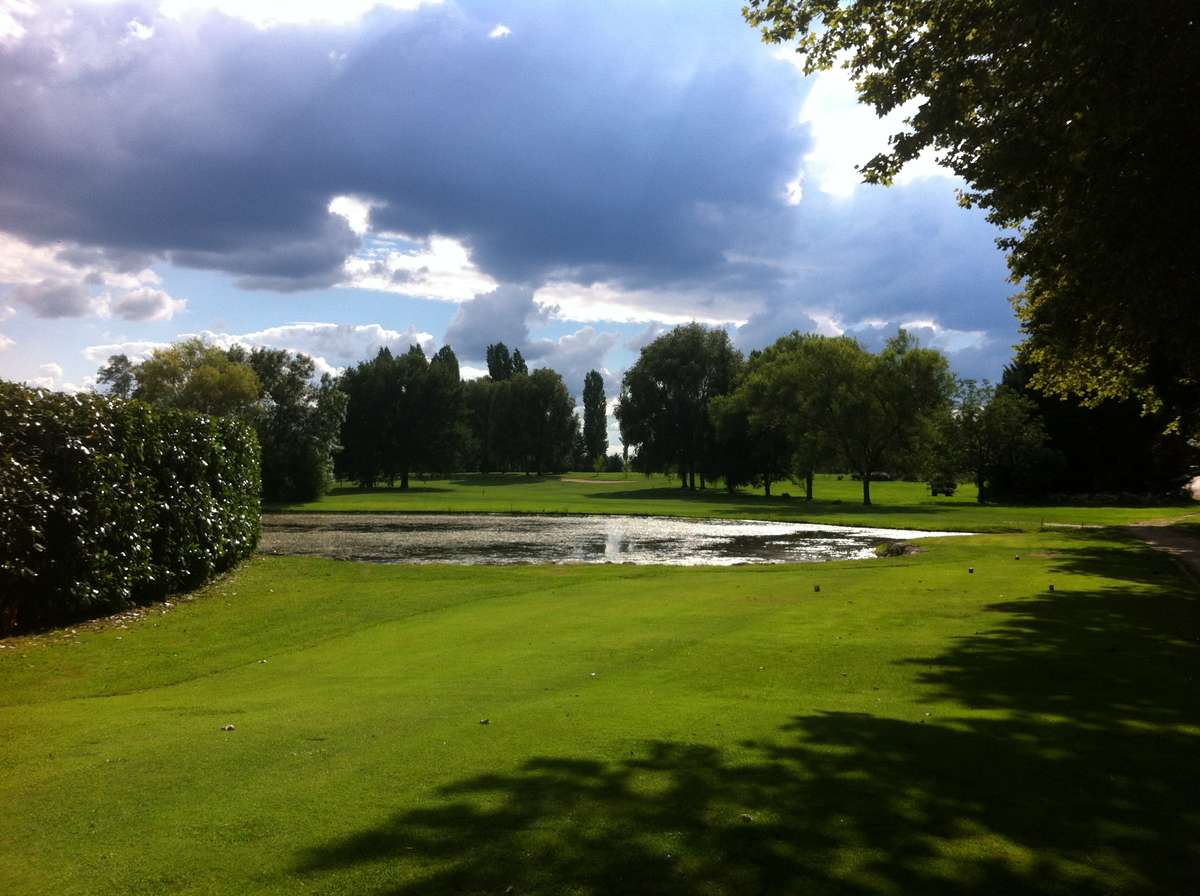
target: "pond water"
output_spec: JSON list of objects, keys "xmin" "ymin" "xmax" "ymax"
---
[{"xmin": 260, "ymin": 513, "xmax": 964, "ymax": 565}]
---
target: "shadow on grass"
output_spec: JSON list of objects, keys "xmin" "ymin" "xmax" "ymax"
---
[
  {"xmin": 321, "ymin": 485, "xmax": 454, "ymax": 497},
  {"xmin": 294, "ymin": 578, "xmax": 1200, "ymax": 895},
  {"xmin": 448, "ymin": 474, "xmax": 551, "ymax": 487}
]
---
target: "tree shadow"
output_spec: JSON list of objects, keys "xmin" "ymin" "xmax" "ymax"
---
[
  {"xmin": 447, "ymin": 475, "xmax": 552, "ymax": 487},
  {"xmin": 321, "ymin": 485, "xmax": 455, "ymax": 497},
  {"xmin": 293, "ymin": 577, "xmax": 1200, "ymax": 894}
]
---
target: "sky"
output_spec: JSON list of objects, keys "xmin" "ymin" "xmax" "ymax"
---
[{"xmin": 0, "ymin": 0, "xmax": 1020, "ymax": 447}]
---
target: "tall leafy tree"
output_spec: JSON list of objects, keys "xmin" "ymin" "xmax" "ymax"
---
[
  {"xmin": 424, "ymin": 345, "xmax": 466, "ymax": 475},
  {"xmin": 246, "ymin": 348, "xmax": 347, "ymax": 502},
  {"xmin": 582, "ymin": 370, "xmax": 608, "ymax": 468},
  {"xmin": 805, "ymin": 331, "xmax": 953, "ymax": 505},
  {"xmin": 486, "ymin": 343, "xmax": 514, "ymax": 381},
  {"xmin": 522, "ymin": 368, "xmax": 578, "ymax": 475},
  {"xmin": 744, "ymin": 1, "xmax": 1200, "ymax": 434},
  {"xmin": 511, "ymin": 349, "xmax": 528, "ymax": 377},
  {"xmin": 616, "ymin": 323, "xmax": 742, "ymax": 489},
  {"xmin": 733, "ymin": 333, "xmax": 832, "ymax": 500}
]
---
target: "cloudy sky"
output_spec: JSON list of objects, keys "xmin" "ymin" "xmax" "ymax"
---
[{"xmin": 0, "ymin": 0, "xmax": 1018, "ymax": 437}]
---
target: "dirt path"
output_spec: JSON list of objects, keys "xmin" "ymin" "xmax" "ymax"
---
[{"xmin": 1128, "ymin": 520, "xmax": 1200, "ymax": 586}]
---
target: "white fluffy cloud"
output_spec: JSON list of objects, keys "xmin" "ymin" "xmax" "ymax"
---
[
  {"xmin": 341, "ymin": 234, "xmax": 498, "ymax": 302},
  {"xmin": 488, "ymin": 24, "xmax": 511, "ymax": 39},
  {"xmin": 0, "ymin": 332, "xmax": 14, "ymax": 351},
  {"xmin": 84, "ymin": 322, "xmax": 435, "ymax": 379},
  {"xmin": 26, "ymin": 361, "xmax": 93, "ymax": 393},
  {"xmin": 0, "ymin": 232, "xmax": 185, "ymax": 320},
  {"xmin": 83, "ymin": 340, "xmax": 171, "ymax": 364},
  {"xmin": 534, "ymin": 281, "xmax": 754, "ymax": 326},
  {"xmin": 783, "ymin": 53, "xmax": 952, "ymax": 198}
]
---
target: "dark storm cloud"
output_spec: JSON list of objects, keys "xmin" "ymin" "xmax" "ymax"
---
[
  {"xmin": 0, "ymin": 1, "xmax": 806, "ymax": 290},
  {"xmin": 9, "ymin": 278, "xmax": 94, "ymax": 318}
]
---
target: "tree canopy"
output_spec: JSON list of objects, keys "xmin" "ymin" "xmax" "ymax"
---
[
  {"xmin": 616, "ymin": 324, "xmax": 743, "ymax": 490},
  {"xmin": 96, "ymin": 339, "xmax": 346, "ymax": 502},
  {"xmin": 744, "ymin": 1, "xmax": 1200, "ymax": 433}
]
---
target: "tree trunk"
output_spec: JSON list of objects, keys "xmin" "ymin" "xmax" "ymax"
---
[
  {"xmin": 679, "ymin": 463, "xmax": 688, "ymax": 489},
  {"xmin": 861, "ymin": 475, "xmax": 871, "ymax": 506},
  {"xmin": 764, "ymin": 475, "xmax": 772, "ymax": 498},
  {"xmin": 805, "ymin": 471, "xmax": 814, "ymax": 501},
  {"xmin": 699, "ymin": 473, "xmax": 706, "ymax": 490},
  {"xmin": 400, "ymin": 468, "xmax": 409, "ymax": 491},
  {"xmin": 688, "ymin": 466, "xmax": 696, "ymax": 491}
]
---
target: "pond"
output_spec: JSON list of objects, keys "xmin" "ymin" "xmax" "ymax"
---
[{"xmin": 260, "ymin": 513, "xmax": 965, "ymax": 565}]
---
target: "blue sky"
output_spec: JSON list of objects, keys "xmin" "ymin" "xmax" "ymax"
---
[{"xmin": 0, "ymin": 0, "xmax": 1018, "ymax": 432}]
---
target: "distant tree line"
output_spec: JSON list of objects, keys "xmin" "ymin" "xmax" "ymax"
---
[
  {"xmin": 95, "ymin": 326, "xmax": 1193, "ymax": 506},
  {"xmin": 335, "ymin": 342, "xmax": 608, "ymax": 489},
  {"xmin": 617, "ymin": 324, "xmax": 1196, "ymax": 505}
]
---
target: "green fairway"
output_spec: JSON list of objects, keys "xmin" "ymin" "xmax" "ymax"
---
[
  {"xmin": 273, "ymin": 472, "xmax": 1198, "ymax": 533},
  {"xmin": 3, "ymin": 522, "xmax": 1198, "ymax": 894}
]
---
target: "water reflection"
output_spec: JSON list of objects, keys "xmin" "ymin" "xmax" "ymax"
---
[{"xmin": 261, "ymin": 513, "xmax": 964, "ymax": 566}]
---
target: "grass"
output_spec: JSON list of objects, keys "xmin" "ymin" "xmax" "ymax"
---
[
  {"xmin": 2, "ymin": 519, "xmax": 1198, "ymax": 894},
  {"xmin": 271, "ymin": 472, "xmax": 1199, "ymax": 532}
]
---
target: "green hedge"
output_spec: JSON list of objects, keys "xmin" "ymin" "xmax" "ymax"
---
[{"xmin": 0, "ymin": 383, "xmax": 260, "ymax": 633}]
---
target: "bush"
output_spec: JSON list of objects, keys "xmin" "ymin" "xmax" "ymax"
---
[{"xmin": 0, "ymin": 383, "xmax": 260, "ymax": 633}]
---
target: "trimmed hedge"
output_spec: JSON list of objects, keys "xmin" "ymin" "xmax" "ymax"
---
[{"xmin": 0, "ymin": 383, "xmax": 260, "ymax": 633}]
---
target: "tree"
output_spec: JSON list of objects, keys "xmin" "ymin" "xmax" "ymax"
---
[
  {"xmin": 1001, "ymin": 358, "xmax": 1195, "ymax": 496},
  {"xmin": 511, "ymin": 349, "xmax": 528, "ymax": 377},
  {"xmin": 582, "ymin": 370, "xmax": 608, "ymax": 468},
  {"xmin": 424, "ymin": 345, "xmax": 467, "ymax": 476},
  {"xmin": 486, "ymin": 343, "xmax": 514, "ymax": 381},
  {"xmin": 732, "ymin": 333, "xmax": 833, "ymax": 500},
  {"xmin": 805, "ymin": 331, "xmax": 953, "ymax": 505},
  {"xmin": 616, "ymin": 324, "xmax": 742, "ymax": 490},
  {"xmin": 95, "ymin": 354, "xmax": 135, "ymax": 399},
  {"xmin": 519, "ymin": 368, "xmax": 578, "ymax": 476},
  {"xmin": 744, "ymin": 1, "xmax": 1200, "ymax": 434},
  {"xmin": 97, "ymin": 339, "xmax": 346, "ymax": 502},
  {"xmin": 130, "ymin": 339, "xmax": 260, "ymax": 417},
  {"xmin": 337, "ymin": 348, "xmax": 394, "ymax": 488},
  {"xmin": 246, "ymin": 348, "xmax": 348, "ymax": 502},
  {"xmin": 947, "ymin": 381, "xmax": 1050, "ymax": 503}
]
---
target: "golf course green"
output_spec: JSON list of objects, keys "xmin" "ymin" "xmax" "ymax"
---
[{"xmin": 2, "ymin": 475, "xmax": 1197, "ymax": 894}]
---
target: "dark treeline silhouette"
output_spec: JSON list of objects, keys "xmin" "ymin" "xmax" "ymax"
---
[{"xmin": 336, "ymin": 342, "xmax": 591, "ymax": 489}]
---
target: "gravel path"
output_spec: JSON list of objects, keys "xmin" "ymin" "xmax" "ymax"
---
[{"xmin": 1128, "ymin": 519, "xmax": 1200, "ymax": 585}]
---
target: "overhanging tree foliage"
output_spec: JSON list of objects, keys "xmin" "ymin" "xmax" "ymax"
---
[{"xmin": 744, "ymin": 1, "xmax": 1200, "ymax": 433}]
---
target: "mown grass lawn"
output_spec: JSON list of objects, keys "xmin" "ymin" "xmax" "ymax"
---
[
  {"xmin": 272, "ymin": 472, "xmax": 1198, "ymax": 532},
  {"xmin": 2, "ymin": 511, "xmax": 1198, "ymax": 894}
]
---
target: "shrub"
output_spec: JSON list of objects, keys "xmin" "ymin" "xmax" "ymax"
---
[{"xmin": 0, "ymin": 383, "xmax": 260, "ymax": 633}]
